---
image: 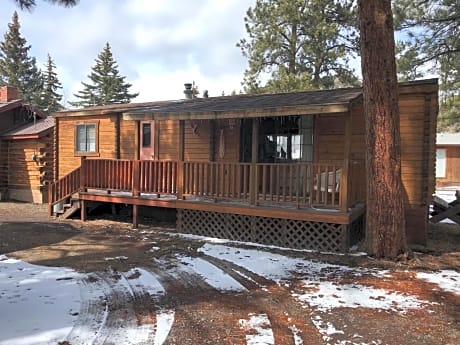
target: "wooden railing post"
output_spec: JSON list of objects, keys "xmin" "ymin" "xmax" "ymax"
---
[
  {"xmin": 80, "ymin": 157, "xmax": 86, "ymax": 192},
  {"xmin": 249, "ymin": 118, "xmax": 259, "ymax": 206},
  {"xmin": 177, "ymin": 120, "xmax": 185, "ymax": 200},
  {"xmin": 132, "ymin": 160, "xmax": 140, "ymax": 197},
  {"xmin": 249, "ymin": 163, "xmax": 256, "ymax": 205},
  {"xmin": 339, "ymin": 159, "xmax": 350, "ymax": 212},
  {"xmin": 177, "ymin": 161, "xmax": 184, "ymax": 199}
]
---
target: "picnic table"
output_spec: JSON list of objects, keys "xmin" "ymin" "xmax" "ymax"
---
[{"xmin": 430, "ymin": 190, "xmax": 460, "ymax": 225}]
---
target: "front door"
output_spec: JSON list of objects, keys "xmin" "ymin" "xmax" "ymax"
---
[{"xmin": 140, "ymin": 121, "xmax": 155, "ymax": 160}]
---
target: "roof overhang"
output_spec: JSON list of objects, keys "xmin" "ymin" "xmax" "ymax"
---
[
  {"xmin": 1, "ymin": 127, "xmax": 53, "ymax": 140},
  {"xmin": 123, "ymin": 102, "xmax": 351, "ymax": 121}
]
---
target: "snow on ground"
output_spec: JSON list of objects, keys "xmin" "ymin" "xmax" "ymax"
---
[
  {"xmin": 416, "ymin": 270, "xmax": 460, "ymax": 295},
  {"xmin": 198, "ymin": 243, "xmax": 444, "ymax": 314},
  {"xmin": 0, "ymin": 255, "xmax": 176, "ymax": 345},
  {"xmin": 295, "ymin": 281, "xmax": 433, "ymax": 313},
  {"xmin": 239, "ymin": 313, "xmax": 275, "ymax": 345},
  {"xmin": 0, "ymin": 255, "xmax": 81, "ymax": 345},
  {"xmin": 177, "ymin": 255, "xmax": 247, "ymax": 291},
  {"xmin": 1, "ymin": 237, "xmax": 459, "ymax": 345}
]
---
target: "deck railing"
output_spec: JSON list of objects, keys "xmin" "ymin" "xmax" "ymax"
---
[
  {"xmin": 254, "ymin": 163, "xmax": 342, "ymax": 208},
  {"xmin": 139, "ymin": 160, "xmax": 178, "ymax": 194},
  {"xmin": 49, "ymin": 159, "xmax": 361, "ymax": 212},
  {"xmin": 48, "ymin": 166, "xmax": 81, "ymax": 215},
  {"xmin": 183, "ymin": 162, "xmax": 251, "ymax": 201},
  {"xmin": 83, "ymin": 159, "xmax": 134, "ymax": 191}
]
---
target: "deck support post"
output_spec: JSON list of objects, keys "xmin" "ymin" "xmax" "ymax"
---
[
  {"xmin": 132, "ymin": 204, "xmax": 138, "ymax": 229},
  {"xmin": 249, "ymin": 118, "xmax": 259, "ymax": 205},
  {"xmin": 81, "ymin": 199, "xmax": 86, "ymax": 222}
]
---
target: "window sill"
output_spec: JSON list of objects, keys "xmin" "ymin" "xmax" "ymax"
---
[{"xmin": 74, "ymin": 152, "xmax": 100, "ymax": 157}]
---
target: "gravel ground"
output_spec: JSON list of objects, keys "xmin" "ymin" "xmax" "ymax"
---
[{"xmin": 0, "ymin": 201, "xmax": 459, "ymax": 345}]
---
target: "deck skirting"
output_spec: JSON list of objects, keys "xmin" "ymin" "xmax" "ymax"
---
[{"xmin": 177, "ymin": 209, "xmax": 364, "ymax": 253}]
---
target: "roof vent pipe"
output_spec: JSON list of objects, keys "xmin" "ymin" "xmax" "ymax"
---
[{"xmin": 184, "ymin": 83, "xmax": 193, "ymax": 100}]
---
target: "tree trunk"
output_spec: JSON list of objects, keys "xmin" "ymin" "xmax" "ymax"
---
[{"xmin": 358, "ymin": 0, "xmax": 407, "ymax": 258}]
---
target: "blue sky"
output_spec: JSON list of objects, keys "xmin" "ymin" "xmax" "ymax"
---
[{"xmin": 1, "ymin": 0, "xmax": 254, "ymax": 105}]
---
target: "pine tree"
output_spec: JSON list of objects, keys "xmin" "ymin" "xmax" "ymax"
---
[
  {"xmin": 37, "ymin": 53, "xmax": 63, "ymax": 115},
  {"xmin": 358, "ymin": 0, "xmax": 407, "ymax": 258},
  {"xmin": 70, "ymin": 42, "xmax": 138, "ymax": 107},
  {"xmin": 14, "ymin": 0, "xmax": 78, "ymax": 10},
  {"xmin": 394, "ymin": 0, "xmax": 459, "ymax": 132},
  {"xmin": 0, "ymin": 11, "xmax": 43, "ymax": 104},
  {"xmin": 237, "ymin": 0, "xmax": 359, "ymax": 93}
]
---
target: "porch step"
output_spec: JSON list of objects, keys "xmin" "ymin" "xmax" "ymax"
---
[
  {"xmin": 53, "ymin": 198, "xmax": 81, "ymax": 219},
  {"xmin": 61, "ymin": 203, "xmax": 81, "ymax": 219}
]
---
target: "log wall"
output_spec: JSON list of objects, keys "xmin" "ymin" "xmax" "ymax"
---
[{"xmin": 5, "ymin": 134, "xmax": 53, "ymax": 203}]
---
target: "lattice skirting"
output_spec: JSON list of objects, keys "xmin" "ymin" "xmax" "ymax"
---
[{"xmin": 177, "ymin": 209, "xmax": 364, "ymax": 253}]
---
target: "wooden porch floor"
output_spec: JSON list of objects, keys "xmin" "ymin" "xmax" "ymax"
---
[{"xmin": 78, "ymin": 188, "xmax": 365, "ymax": 226}]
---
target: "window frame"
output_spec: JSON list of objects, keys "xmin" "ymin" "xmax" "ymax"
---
[
  {"xmin": 74, "ymin": 121, "xmax": 99, "ymax": 157},
  {"xmin": 436, "ymin": 148, "xmax": 447, "ymax": 178}
]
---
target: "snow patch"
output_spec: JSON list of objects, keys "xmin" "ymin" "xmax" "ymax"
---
[
  {"xmin": 295, "ymin": 281, "xmax": 432, "ymax": 313},
  {"xmin": 239, "ymin": 313, "xmax": 275, "ymax": 345},
  {"xmin": 0, "ymin": 257, "xmax": 81, "ymax": 345},
  {"xmin": 417, "ymin": 270, "xmax": 460, "ymax": 295},
  {"xmin": 177, "ymin": 256, "xmax": 247, "ymax": 291}
]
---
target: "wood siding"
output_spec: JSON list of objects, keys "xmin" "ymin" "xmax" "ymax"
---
[
  {"xmin": 120, "ymin": 120, "xmax": 137, "ymax": 160},
  {"xmin": 0, "ymin": 140, "xmax": 8, "ymax": 191},
  {"xmin": 184, "ymin": 120, "xmax": 211, "ymax": 161},
  {"xmin": 314, "ymin": 114, "xmax": 346, "ymax": 165},
  {"xmin": 57, "ymin": 114, "xmax": 118, "ymax": 178},
  {"xmin": 214, "ymin": 119, "xmax": 240, "ymax": 162},
  {"xmin": 436, "ymin": 145, "xmax": 460, "ymax": 187}
]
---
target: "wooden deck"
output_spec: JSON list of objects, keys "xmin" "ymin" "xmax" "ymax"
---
[
  {"xmin": 49, "ymin": 158, "xmax": 366, "ymax": 251},
  {"xmin": 50, "ymin": 158, "xmax": 365, "ymax": 219}
]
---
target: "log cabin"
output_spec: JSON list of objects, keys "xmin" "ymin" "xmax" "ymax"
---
[
  {"xmin": 49, "ymin": 79, "xmax": 438, "ymax": 252},
  {"xmin": 436, "ymin": 132, "xmax": 460, "ymax": 188},
  {"xmin": 0, "ymin": 86, "xmax": 53, "ymax": 203}
]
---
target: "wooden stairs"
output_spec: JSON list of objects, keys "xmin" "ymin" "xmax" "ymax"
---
[{"xmin": 53, "ymin": 194, "xmax": 81, "ymax": 219}]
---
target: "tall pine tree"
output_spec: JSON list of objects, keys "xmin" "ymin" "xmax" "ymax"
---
[
  {"xmin": 37, "ymin": 53, "xmax": 63, "ymax": 115},
  {"xmin": 237, "ymin": 0, "xmax": 359, "ymax": 93},
  {"xmin": 70, "ymin": 42, "xmax": 138, "ymax": 107},
  {"xmin": 0, "ymin": 11, "xmax": 43, "ymax": 104}
]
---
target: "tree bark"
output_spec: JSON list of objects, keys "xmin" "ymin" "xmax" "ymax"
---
[{"xmin": 358, "ymin": 0, "xmax": 407, "ymax": 258}]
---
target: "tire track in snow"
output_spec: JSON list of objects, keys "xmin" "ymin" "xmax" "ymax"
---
[
  {"xmin": 65, "ymin": 271, "xmax": 162, "ymax": 345},
  {"xmin": 65, "ymin": 273, "xmax": 110, "ymax": 344},
  {"xmin": 123, "ymin": 268, "xmax": 175, "ymax": 345}
]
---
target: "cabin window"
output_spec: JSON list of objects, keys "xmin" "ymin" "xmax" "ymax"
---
[
  {"xmin": 75, "ymin": 123, "xmax": 97, "ymax": 153},
  {"xmin": 142, "ymin": 123, "xmax": 151, "ymax": 147},
  {"xmin": 436, "ymin": 149, "xmax": 446, "ymax": 178}
]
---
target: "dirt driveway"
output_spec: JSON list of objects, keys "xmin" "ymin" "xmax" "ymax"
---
[{"xmin": 0, "ymin": 202, "xmax": 459, "ymax": 345}]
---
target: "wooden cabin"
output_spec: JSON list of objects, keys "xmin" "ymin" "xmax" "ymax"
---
[
  {"xmin": 0, "ymin": 86, "xmax": 53, "ymax": 203},
  {"xmin": 436, "ymin": 132, "xmax": 460, "ymax": 188},
  {"xmin": 50, "ymin": 79, "xmax": 438, "ymax": 252}
]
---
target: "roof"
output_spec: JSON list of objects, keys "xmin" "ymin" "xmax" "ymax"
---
[
  {"xmin": 0, "ymin": 99, "xmax": 24, "ymax": 113},
  {"xmin": 124, "ymin": 88, "xmax": 363, "ymax": 121},
  {"xmin": 1, "ymin": 116, "xmax": 54, "ymax": 140},
  {"xmin": 124, "ymin": 78, "xmax": 438, "ymax": 121},
  {"xmin": 52, "ymin": 78, "xmax": 439, "ymax": 121},
  {"xmin": 53, "ymin": 101, "xmax": 171, "ymax": 117},
  {"xmin": 0, "ymin": 99, "xmax": 46, "ymax": 118},
  {"xmin": 437, "ymin": 132, "xmax": 460, "ymax": 145}
]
